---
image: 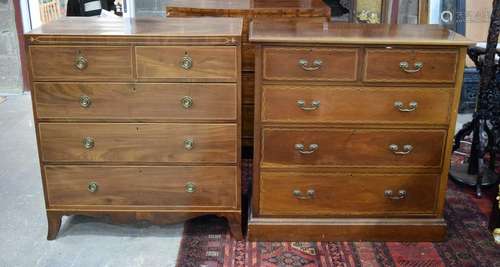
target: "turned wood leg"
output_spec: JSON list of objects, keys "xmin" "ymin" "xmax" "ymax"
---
[
  {"xmin": 47, "ymin": 213, "xmax": 62, "ymax": 240},
  {"xmin": 225, "ymin": 213, "xmax": 243, "ymax": 240}
]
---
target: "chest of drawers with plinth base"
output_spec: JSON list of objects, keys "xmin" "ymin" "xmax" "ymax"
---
[
  {"xmin": 25, "ymin": 17, "xmax": 244, "ymax": 240},
  {"xmin": 248, "ymin": 21, "xmax": 473, "ymax": 241}
]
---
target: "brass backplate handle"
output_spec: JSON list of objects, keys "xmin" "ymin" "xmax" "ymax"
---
[
  {"xmin": 384, "ymin": 189, "xmax": 407, "ymax": 200},
  {"xmin": 496, "ymin": 184, "xmax": 500, "ymax": 209},
  {"xmin": 184, "ymin": 138, "xmax": 194, "ymax": 150},
  {"xmin": 180, "ymin": 53, "xmax": 193, "ymax": 70},
  {"xmin": 297, "ymin": 100, "xmax": 320, "ymax": 111},
  {"xmin": 394, "ymin": 101, "xmax": 418, "ymax": 112},
  {"xmin": 298, "ymin": 59, "xmax": 322, "ymax": 71},
  {"xmin": 400, "ymin": 61, "xmax": 423, "ymax": 73},
  {"xmin": 79, "ymin": 95, "xmax": 92, "ymax": 108},
  {"xmin": 293, "ymin": 189, "xmax": 315, "ymax": 200},
  {"xmin": 181, "ymin": 96, "xmax": 193, "ymax": 109},
  {"xmin": 389, "ymin": 144, "xmax": 413, "ymax": 155},
  {"xmin": 88, "ymin": 182, "xmax": 98, "ymax": 193},
  {"xmin": 74, "ymin": 51, "xmax": 88, "ymax": 71},
  {"xmin": 185, "ymin": 182, "xmax": 196, "ymax": 193},
  {"xmin": 494, "ymin": 228, "xmax": 500, "ymax": 245},
  {"xmin": 82, "ymin": 137, "xmax": 95, "ymax": 150},
  {"xmin": 295, "ymin": 143, "xmax": 319, "ymax": 154}
]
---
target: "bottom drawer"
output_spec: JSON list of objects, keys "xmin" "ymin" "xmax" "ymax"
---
[
  {"xmin": 45, "ymin": 165, "xmax": 237, "ymax": 209},
  {"xmin": 259, "ymin": 172, "xmax": 439, "ymax": 216}
]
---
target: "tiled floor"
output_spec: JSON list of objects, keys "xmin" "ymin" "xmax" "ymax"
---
[{"xmin": 0, "ymin": 94, "xmax": 182, "ymax": 267}]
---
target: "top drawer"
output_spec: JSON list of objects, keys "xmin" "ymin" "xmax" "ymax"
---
[
  {"xmin": 135, "ymin": 46, "xmax": 238, "ymax": 82},
  {"xmin": 263, "ymin": 47, "xmax": 359, "ymax": 82},
  {"xmin": 363, "ymin": 48, "xmax": 458, "ymax": 83},
  {"xmin": 29, "ymin": 46, "xmax": 133, "ymax": 81}
]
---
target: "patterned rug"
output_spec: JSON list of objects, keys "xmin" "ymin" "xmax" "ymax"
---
[{"xmin": 176, "ymin": 160, "xmax": 500, "ymax": 267}]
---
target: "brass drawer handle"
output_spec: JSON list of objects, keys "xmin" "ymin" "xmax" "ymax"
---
[
  {"xmin": 184, "ymin": 138, "xmax": 194, "ymax": 150},
  {"xmin": 79, "ymin": 95, "xmax": 92, "ymax": 108},
  {"xmin": 496, "ymin": 184, "xmax": 500, "ymax": 209},
  {"xmin": 297, "ymin": 100, "xmax": 320, "ymax": 111},
  {"xmin": 494, "ymin": 228, "xmax": 500, "ymax": 245},
  {"xmin": 181, "ymin": 96, "xmax": 193, "ymax": 109},
  {"xmin": 384, "ymin": 189, "xmax": 407, "ymax": 200},
  {"xmin": 298, "ymin": 59, "xmax": 322, "ymax": 71},
  {"xmin": 185, "ymin": 182, "xmax": 196, "ymax": 193},
  {"xmin": 82, "ymin": 137, "xmax": 95, "ymax": 150},
  {"xmin": 400, "ymin": 61, "xmax": 423, "ymax": 73},
  {"xmin": 295, "ymin": 143, "xmax": 319, "ymax": 154},
  {"xmin": 394, "ymin": 101, "xmax": 418, "ymax": 112},
  {"xmin": 180, "ymin": 53, "xmax": 193, "ymax": 70},
  {"xmin": 74, "ymin": 51, "xmax": 88, "ymax": 71},
  {"xmin": 293, "ymin": 189, "xmax": 315, "ymax": 200},
  {"xmin": 389, "ymin": 144, "xmax": 413, "ymax": 155},
  {"xmin": 88, "ymin": 182, "xmax": 98, "ymax": 193}
]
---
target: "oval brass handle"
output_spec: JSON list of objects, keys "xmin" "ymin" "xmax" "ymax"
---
[
  {"xmin": 180, "ymin": 54, "xmax": 193, "ymax": 70},
  {"xmin": 79, "ymin": 95, "xmax": 92, "ymax": 108},
  {"xmin": 185, "ymin": 182, "xmax": 196, "ymax": 193},
  {"xmin": 293, "ymin": 189, "xmax": 315, "ymax": 200},
  {"xmin": 297, "ymin": 100, "xmax": 320, "ymax": 111},
  {"xmin": 384, "ymin": 189, "xmax": 407, "ymax": 200},
  {"xmin": 394, "ymin": 101, "xmax": 418, "ymax": 112},
  {"xmin": 399, "ymin": 61, "xmax": 423, "ymax": 73},
  {"xmin": 75, "ymin": 53, "xmax": 88, "ymax": 71},
  {"xmin": 184, "ymin": 138, "xmax": 194, "ymax": 150},
  {"xmin": 298, "ymin": 59, "xmax": 322, "ymax": 71},
  {"xmin": 82, "ymin": 137, "xmax": 95, "ymax": 150},
  {"xmin": 389, "ymin": 144, "xmax": 413, "ymax": 155},
  {"xmin": 88, "ymin": 182, "xmax": 98, "ymax": 193},
  {"xmin": 295, "ymin": 143, "xmax": 319, "ymax": 154},
  {"xmin": 181, "ymin": 96, "xmax": 193, "ymax": 109}
]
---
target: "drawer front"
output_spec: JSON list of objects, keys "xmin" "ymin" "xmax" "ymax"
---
[
  {"xmin": 261, "ymin": 129, "xmax": 446, "ymax": 168},
  {"xmin": 29, "ymin": 46, "xmax": 132, "ymax": 81},
  {"xmin": 45, "ymin": 165, "xmax": 237, "ymax": 208},
  {"xmin": 259, "ymin": 172, "xmax": 438, "ymax": 216},
  {"xmin": 364, "ymin": 49, "xmax": 458, "ymax": 83},
  {"xmin": 39, "ymin": 123, "xmax": 237, "ymax": 163},
  {"xmin": 136, "ymin": 46, "xmax": 237, "ymax": 81},
  {"xmin": 263, "ymin": 47, "xmax": 358, "ymax": 81},
  {"xmin": 262, "ymin": 85, "xmax": 451, "ymax": 125},
  {"xmin": 34, "ymin": 83, "xmax": 237, "ymax": 121}
]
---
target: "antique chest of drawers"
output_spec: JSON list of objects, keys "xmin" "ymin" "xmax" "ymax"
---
[
  {"xmin": 248, "ymin": 21, "xmax": 472, "ymax": 241},
  {"xmin": 166, "ymin": 0, "xmax": 331, "ymax": 149},
  {"xmin": 25, "ymin": 17, "xmax": 244, "ymax": 240}
]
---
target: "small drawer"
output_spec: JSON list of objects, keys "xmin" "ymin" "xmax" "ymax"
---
[
  {"xmin": 29, "ymin": 46, "xmax": 132, "ymax": 81},
  {"xmin": 261, "ymin": 128, "xmax": 446, "ymax": 168},
  {"xmin": 39, "ymin": 123, "xmax": 237, "ymax": 163},
  {"xmin": 135, "ymin": 46, "xmax": 237, "ymax": 82},
  {"xmin": 263, "ymin": 47, "xmax": 359, "ymax": 81},
  {"xmin": 363, "ymin": 48, "xmax": 458, "ymax": 83},
  {"xmin": 259, "ymin": 172, "xmax": 438, "ymax": 216},
  {"xmin": 34, "ymin": 83, "xmax": 237, "ymax": 121},
  {"xmin": 45, "ymin": 165, "xmax": 237, "ymax": 208},
  {"xmin": 262, "ymin": 85, "xmax": 451, "ymax": 125}
]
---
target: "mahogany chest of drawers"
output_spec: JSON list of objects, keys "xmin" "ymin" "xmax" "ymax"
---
[
  {"xmin": 25, "ymin": 17, "xmax": 244, "ymax": 240},
  {"xmin": 248, "ymin": 21, "xmax": 472, "ymax": 241}
]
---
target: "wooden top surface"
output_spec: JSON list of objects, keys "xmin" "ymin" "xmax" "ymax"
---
[
  {"xmin": 26, "ymin": 17, "xmax": 243, "ymax": 37},
  {"xmin": 166, "ymin": 0, "xmax": 330, "ymax": 11},
  {"xmin": 249, "ymin": 21, "xmax": 473, "ymax": 46}
]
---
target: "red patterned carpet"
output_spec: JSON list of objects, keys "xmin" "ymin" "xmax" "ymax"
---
[{"xmin": 176, "ymin": 160, "xmax": 500, "ymax": 267}]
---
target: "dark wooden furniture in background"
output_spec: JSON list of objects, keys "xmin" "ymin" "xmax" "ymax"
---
[
  {"xmin": 166, "ymin": 0, "xmax": 331, "ymax": 150},
  {"xmin": 25, "ymin": 17, "xmax": 244, "ymax": 240},
  {"xmin": 248, "ymin": 20, "xmax": 472, "ymax": 241}
]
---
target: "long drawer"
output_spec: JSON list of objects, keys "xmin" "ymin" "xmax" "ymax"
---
[
  {"xmin": 135, "ymin": 46, "xmax": 237, "ymax": 82},
  {"xmin": 39, "ymin": 123, "xmax": 237, "ymax": 163},
  {"xmin": 263, "ymin": 47, "xmax": 359, "ymax": 81},
  {"xmin": 262, "ymin": 85, "xmax": 451, "ymax": 125},
  {"xmin": 29, "ymin": 46, "xmax": 133, "ymax": 81},
  {"xmin": 261, "ymin": 128, "xmax": 446, "ymax": 168},
  {"xmin": 259, "ymin": 172, "xmax": 438, "ymax": 216},
  {"xmin": 34, "ymin": 83, "xmax": 237, "ymax": 121},
  {"xmin": 45, "ymin": 165, "xmax": 237, "ymax": 208},
  {"xmin": 363, "ymin": 48, "xmax": 458, "ymax": 83}
]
